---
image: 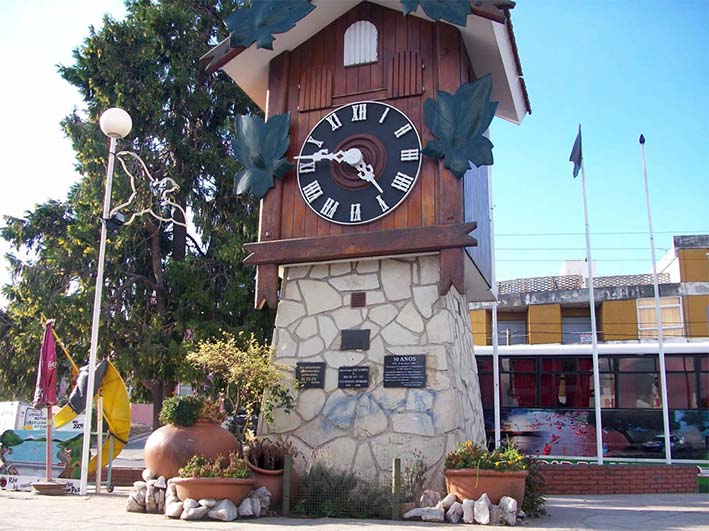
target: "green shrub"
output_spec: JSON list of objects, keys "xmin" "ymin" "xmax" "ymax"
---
[
  {"xmin": 292, "ymin": 461, "xmax": 392, "ymax": 519},
  {"xmin": 159, "ymin": 395, "xmax": 203, "ymax": 427},
  {"xmin": 444, "ymin": 440, "xmax": 527, "ymax": 471},
  {"xmin": 522, "ymin": 457, "xmax": 547, "ymax": 517},
  {"xmin": 178, "ymin": 452, "xmax": 250, "ymax": 479}
]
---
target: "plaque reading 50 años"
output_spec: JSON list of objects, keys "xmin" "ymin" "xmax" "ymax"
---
[{"xmin": 383, "ymin": 355, "xmax": 426, "ymax": 388}]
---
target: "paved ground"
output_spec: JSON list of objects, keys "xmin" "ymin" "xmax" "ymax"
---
[{"xmin": 0, "ymin": 489, "xmax": 707, "ymax": 531}]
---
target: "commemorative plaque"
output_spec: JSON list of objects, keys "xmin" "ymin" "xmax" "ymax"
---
[
  {"xmin": 338, "ymin": 366, "xmax": 369, "ymax": 389},
  {"xmin": 340, "ymin": 329, "xmax": 371, "ymax": 350},
  {"xmin": 383, "ymin": 355, "xmax": 426, "ymax": 388},
  {"xmin": 295, "ymin": 362, "xmax": 326, "ymax": 389}
]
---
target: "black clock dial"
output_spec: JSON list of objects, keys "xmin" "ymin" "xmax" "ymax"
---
[{"xmin": 296, "ymin": 101, "xmax": 422, "ymax": 225}]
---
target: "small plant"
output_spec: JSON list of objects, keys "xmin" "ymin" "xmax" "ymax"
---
[
  {"xmin": 159, "ymin": 395, "xmax": 202, "ymax": 427},
  {"xmin": 522, "ymin": 457, "xmax": 547, "ymax": 517},
  {"xmin": 158, "ymin": 395, "xmax": 226, "ymax": 427},
  {"xmin": 292, "ymin": 460, "xmax": 392, "ymax": 519},
  {"xmin": 178, "ymin": 452, "xmax": 250, "ymax": 479},
  {"xmin": 444, "ymin": 440, "xmax": 528, "ymax": 472},
  {"xmin": 247, "ymin": 437, "xmax": 298, "ymax": 470}
]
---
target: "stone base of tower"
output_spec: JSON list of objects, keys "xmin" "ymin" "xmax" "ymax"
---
[{"xmin": 259, "ymin": 254, "xmax": 485, "ymax": 484}]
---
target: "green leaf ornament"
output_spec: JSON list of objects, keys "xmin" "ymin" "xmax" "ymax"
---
[
  {"xmin": 227, "ymin": 0, "xmax": 316, "ymax": 50},
  {"xmin": 421, "ymin": 75, "xmax": 498, "ymax": 178},
  {"xmin": 401, "ymin": 0, "xmax": 471, "ymax": 27},
  {"xmin": 233, "ymin": 113, "xmax": 293, "ymax": 199}
]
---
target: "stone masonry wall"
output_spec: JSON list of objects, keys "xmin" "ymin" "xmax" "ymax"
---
[{"xmin": 260, "ymin": 255, "xmax": 485, "ymax": 483}]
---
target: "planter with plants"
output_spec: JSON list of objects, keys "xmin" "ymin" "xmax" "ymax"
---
[
  {"xmin": 172, "ymin": 452, "xmax": 254, "ymax": 505},
  {"xmin": 444, "ymin": 440, "xmax": 529, "ymax": 506},
  {"xmin": 143, "ymin": 395, "xmax": 237, "ymax": 479},
  {"xmin": 246, "ymin": 437, "xmax": 298, "ymax": 505}
]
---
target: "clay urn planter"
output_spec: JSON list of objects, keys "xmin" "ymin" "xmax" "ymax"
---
[
  {"xmin": 444, "ymin": 468, "xmax": 529, "ymax": 506},
  {"xmin": 443, "ymin": 440, "xmax": 529, "ymax": 506},
  {"xmin": 144, "ymin": 396, "xmax": 237, "ymax": 479},
  {"xmin": 172, "ymin": 477, "xmax": 254, "ymax": 505},
  {"xmin": 246, "ymin": 438, "xmax": 299, "ymax": 505}
]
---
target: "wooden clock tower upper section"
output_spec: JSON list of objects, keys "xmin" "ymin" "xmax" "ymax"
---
[{"xmin": 203, "ymin": 0, "xmax": 530, "ymax": 309}]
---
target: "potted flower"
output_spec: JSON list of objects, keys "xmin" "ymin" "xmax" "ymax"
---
[
  {"xmin": 143, "ymin": 395, "xmax": 237, "ymax": 479},
  {"xmin": 172, "ymin": 452, "xmax": 255, "ymax": 505},
  {"xmin": 444, "ymin": 441, "xmax": 529, "ymax": 506},
  {"xmin": 246, "ymin": 437, "xmax": 298, "ymax": 505}
]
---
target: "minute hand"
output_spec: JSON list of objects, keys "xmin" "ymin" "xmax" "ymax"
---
[{"xmin": 294, "ymin": 148, "xmax": 362, "ymax": 165}]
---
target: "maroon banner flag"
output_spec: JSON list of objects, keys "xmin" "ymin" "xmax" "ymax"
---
[{"xmin": 33, "ymin": 321, "xmax": 58, "ymax": 408}]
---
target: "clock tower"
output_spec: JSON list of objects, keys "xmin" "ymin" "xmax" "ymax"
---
[{"xmin": 203, "ymin": 0, "xmax": 529, "ymax": 483}]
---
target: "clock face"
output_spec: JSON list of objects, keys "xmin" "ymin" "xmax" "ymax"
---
[{"xmin": 296, "ymin": 101, "xmax": 422, "ymax": 225}]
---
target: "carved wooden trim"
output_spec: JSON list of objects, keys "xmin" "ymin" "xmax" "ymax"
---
[
  {"xmin": 298, "ymin": 65, "xmax": 333, "ymax": 112},
  {"xmin": 244, "ymin": 222, "xmax": 477, "ymax": 266},
  {"xmin": 387, "ymin": 51, "xmax": 423, "ymax": 99}
]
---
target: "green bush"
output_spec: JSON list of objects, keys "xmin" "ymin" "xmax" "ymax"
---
[
  {"xmin": 159, "ymin": 395, "xmax": 203, "ymax": 427},
  {"xmin": 178, "ymin": 452, "xmax": 250, "ymax": 479},
  {"xmin": 292, "ymin": 461, "xmax": 392, "ymax": 519},
  {"xmin": 522, "ymin": 457, "xmax": 547, "ymax": 517}
]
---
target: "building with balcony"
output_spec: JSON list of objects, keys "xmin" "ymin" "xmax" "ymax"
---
[{"xmin": 469, "ymin": 235, "xmax": 709, "ymax": 467}]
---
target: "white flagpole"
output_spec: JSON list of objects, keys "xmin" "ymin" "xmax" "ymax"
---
[
  {"xmin": 488, "ymin": 167, "xmax": 501, "ymax": 448},
  {"xmin": 639, "ymin": 134, "xmax": 672, "ymax": 464},
  {"xmin": 579, "ymin": 157, "xmax": 604, "ymax": 465}
]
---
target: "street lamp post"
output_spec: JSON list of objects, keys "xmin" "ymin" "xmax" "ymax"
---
[{"xmin": 79, "ymin": 107, "xmax": 132, "ymax": 496}]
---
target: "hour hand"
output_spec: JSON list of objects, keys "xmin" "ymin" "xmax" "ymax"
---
[{"xmin": 295, "ymin": 148, "xmax": 363, "ymax": 165}]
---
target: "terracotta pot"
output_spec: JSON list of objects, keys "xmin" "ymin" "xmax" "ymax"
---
[
  {"xmin": 143, "ymin": 420, "xmax": 238, "ymax": 479},
  {"xmin": 172, "ymin": 477, "xmax": 254, "ymax": 505},
  {"xmin": 247, "ymin": 461, "xmax": 298, "ymax": 506},
  {"xmin": 444, "ymin": 468, "xmax": 528, "ymax": 506}
]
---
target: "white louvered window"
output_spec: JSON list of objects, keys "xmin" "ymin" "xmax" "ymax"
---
[{"xmin": 344, "ymin": 20, "xmax": 378, "ymax": 66}]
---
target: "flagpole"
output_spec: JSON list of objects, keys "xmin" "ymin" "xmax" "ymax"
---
[
  {"xmin": 488, "ymin": 166, "xmax": 501, "ymax": 448},
  {"xmin": 639, "ymin": 134, "xmax": 672, "ymax": 464},
  {"xmin": 579, "ymin": 156, "xmax": 604, "ymax": 465}
]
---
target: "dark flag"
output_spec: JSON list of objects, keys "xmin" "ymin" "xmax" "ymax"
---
[
  {"xmin": 569, "ymin": 125, "xmax": 583, "ymax": 178},
  {"xmin": 33, "ymin": 321, "xmax": 58, "ymax": 408}
]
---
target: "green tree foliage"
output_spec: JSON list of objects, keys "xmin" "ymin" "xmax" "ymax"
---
[
  {"xmin": 185, "ymin": 332, "xmax": 294, "ymax": 454},
  {"xmin": 0, "ymin": 0, "xmax": 274, "ymax": 426}
]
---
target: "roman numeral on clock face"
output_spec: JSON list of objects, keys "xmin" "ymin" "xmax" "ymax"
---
[
  {"xmin": 298, "ymin": 160, "xmax": 316, "ymax": 174},
  {"xmin": 376, "ymin": 195, "xmax": 389, "ymax": 212},
  {"xmin": 400, "ymin": 149, "xmax": 419, "ymax": 161},
  {"xmin": 350, "ymin": 203, "xmax": 362, "ymax": 222},
  {"xmin": 325, "ymin": 113, "xmax": 342, "ymax": 131},
  {"xmin": 378, "ymin": 107, "xmax": 390, "ymax": 123},
  {"xmin": 305, "ymin": 135, "xmax": 324, "ymax": 148},
  {"xmin": 302, "ymin": 180, "xmax": 323, "ymax": 203},
  {"xmin": 351, "ymin": 104, "xmax": 367, "ymax": 122},
  {"xmin": 391, "ymin": 172, "xmax": 414, "ymax": 192},
  {"xmin": 321, "ymin": 198, "xmax": 339, "ymax": 218},
  {"xmin": 393, "ymin": 123, "xmax": 412, "ymax": 138}
]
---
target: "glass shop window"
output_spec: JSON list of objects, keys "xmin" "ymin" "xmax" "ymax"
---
[
  {"xmin": 616, "ymin": 356, "xmax": 661, "ymax": 409},
  {"xmin": 665, "ymin": 355, "xmax": 698, "ymax": 409},
  {"xmin": 477, "ymin": 356, "xmax": 494, "ymax": 409}
]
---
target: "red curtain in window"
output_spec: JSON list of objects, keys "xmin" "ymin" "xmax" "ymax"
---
[
  {"xmin": 541, "ymin": 359, "xmax": 563, "ymax": 407},
  {"xmin": 511, "ymin": 359, "xmax": 536, "ymax": 407},
  {"xmin": 566, "ymin": 358, "xmax": 593, "ymax": 408}
]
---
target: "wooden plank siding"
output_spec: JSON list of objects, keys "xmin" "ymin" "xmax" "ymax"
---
[{"xmin": 255, "ymin": 2, "xmax": 477, "ymax": 305}]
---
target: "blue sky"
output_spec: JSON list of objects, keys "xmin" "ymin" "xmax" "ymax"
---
[
  {"xmin": 0, "ymin": 0, "xmax": 706, "ymax": 298},
  {"xmin": 491, "ymin": 0, "xmax": 708, "ymax": 280}
]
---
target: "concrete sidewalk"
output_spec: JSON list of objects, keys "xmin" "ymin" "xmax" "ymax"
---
[{"xmin": 0, "ymin": 489, "xmax": 707, "ymax": 531}]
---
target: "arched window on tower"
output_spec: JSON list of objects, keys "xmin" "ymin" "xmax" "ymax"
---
[{"xmin": 344, "ymin": 20, "xmax": 378, "ymax": 67}]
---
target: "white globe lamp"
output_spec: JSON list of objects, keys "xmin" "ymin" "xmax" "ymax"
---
[{"xmin": 99, "ymin": 107, "xmax": 132, "ymax": 139}]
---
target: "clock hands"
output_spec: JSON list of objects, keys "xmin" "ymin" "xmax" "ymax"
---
[
  {"xmin": 295, "ymin": 147, "xmax": 383, "ymax": 193},
  {"xmin": 354, "ymin": 160, "xmax": 383, "ymax": 193},
  {"xmin": 294, "ymin": 148, "xmax": 362, "ymax": 165}
]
